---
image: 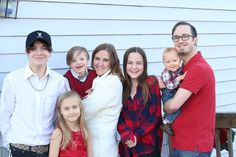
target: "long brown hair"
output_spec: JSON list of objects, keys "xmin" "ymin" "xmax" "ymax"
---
[
  {"xmin": 91, "ymin": 43, "xmax": 124, "ymax": 81},
  {"xmin": 123, "ymin": 47, "xmax": 150, "ymax": 105},
  {"xmin": 56, "ymin": 91, "xmax": 89, "ymax": 149}
]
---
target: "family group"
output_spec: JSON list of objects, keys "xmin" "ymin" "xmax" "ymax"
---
[{"xmin": 0, "ymin": 21, "xmax": 215, "ymax": 157}]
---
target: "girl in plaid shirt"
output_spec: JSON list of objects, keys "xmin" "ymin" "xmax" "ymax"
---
[{"xmin": 118, "ymin": 47, "xmax": 163, "ymax": 157}]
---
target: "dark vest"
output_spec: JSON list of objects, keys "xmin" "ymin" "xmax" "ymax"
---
[{"xmin": 64, "ymin": 69, "xmax": 97, "ymax": 98}]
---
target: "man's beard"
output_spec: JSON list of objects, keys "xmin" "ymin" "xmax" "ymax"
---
[{"xmin": 178, "ymin": 50, "xmax": 185, "ymax": 55}]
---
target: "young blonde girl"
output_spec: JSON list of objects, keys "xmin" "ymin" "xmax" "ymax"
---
[{"xmin": 49, "ymin": 91, "xmax": 93, "ymax": 157}]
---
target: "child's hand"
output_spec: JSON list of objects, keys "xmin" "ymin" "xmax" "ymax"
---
[
  {"xmin": 176, "ymin": 71, "xmax": 187, "ymax": 82},
  {"xmin": 157, "ymin": 76, "xmax": 166, "ymax": 89},
  {"xmin": 83, "ymin": 88, "xmax": 93, "ymax": 99}
]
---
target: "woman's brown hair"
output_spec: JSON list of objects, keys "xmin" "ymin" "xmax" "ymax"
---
[
  {"xmin": 91, "ymin": 43, "xmax": 124, "ymax": 81},
  {"xmin": 122, "ymin": 47, "xmax": 150, "ymax": 105}
]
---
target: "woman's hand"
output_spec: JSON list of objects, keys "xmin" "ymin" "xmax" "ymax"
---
[{"xmin": 125, "ymin": 136, "xmax": 137, "ymax": 148}]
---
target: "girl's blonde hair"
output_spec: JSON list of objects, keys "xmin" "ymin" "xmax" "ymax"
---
[{"xmin": 56, "ymin": 91, "xmax": 89, "ymax": 149}]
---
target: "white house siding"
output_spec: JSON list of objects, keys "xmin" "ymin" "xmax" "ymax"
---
[{"xmin": 0, "ymin": 0, "xmax": 236, "ymax": 156}]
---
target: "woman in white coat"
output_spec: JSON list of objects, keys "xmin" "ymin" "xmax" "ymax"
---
[{"xmin": 83, "ymin": 43, "xmax": 124, "ymax": 157}]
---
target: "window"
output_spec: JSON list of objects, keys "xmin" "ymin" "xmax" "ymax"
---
[{"xmin": 0, "ymin": 0, "xmax": 17, "ymax": 18}]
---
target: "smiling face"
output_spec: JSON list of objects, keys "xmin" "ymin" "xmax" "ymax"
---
[
  {"xmin": 163, "ymin": 50, "xmax": 181, "ymax": 72},
  {"xmin": 126, "ymin": 52, "xmax": 144, "ymax": 81},
  {"xmin": 69, "ymin": 51, "xmax": 89, "ymax": 76},
  {"xmin": 93, "ymin": 50, "xmax": 111, "ymax": 76},
  {"xmin": 27, "ymin": 41, "xmax": 51, "ymax": 69},
  {"xmin": 172, "ymin": 25, "xmax": 198, "ymax": 56},
  {"xmin": 59, "ymin": 96, "xmax": 81, "ymax": 124}
]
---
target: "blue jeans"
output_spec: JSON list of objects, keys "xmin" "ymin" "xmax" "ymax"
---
[
  {"xmin": 161, "ymin": 88, "xmax": 181, "ymax": 123},
  {"xmin": 171, "ymin": 148, "xmax": 212, "ymax": 157}
]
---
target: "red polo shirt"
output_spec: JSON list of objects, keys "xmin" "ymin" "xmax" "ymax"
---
[{"xmin": 171, "ymin": 52, "xmax": 216, "ymax": 152}]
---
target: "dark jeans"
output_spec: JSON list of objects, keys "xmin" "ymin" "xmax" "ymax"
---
[
  {"xmin": 129, "ymin": 149, "xmax": 161, "ymax": 157},
  {"xmin": 127, "ymin": 137, "xmax": 161, "ymax": 157},
  {"xmin": 10, "ymin": 145, "xmax": 48, "ymax": 157},
  {"xmin": 140, "ymin": 151, "xmax": 160, "ymax": 157},
  {"xmin": 171, "ymin": 148, "xmax": 212, "ymax": 157},
  {"xmin": 161, "ymin": 88, "xmax": 181, "ymax": 123}
]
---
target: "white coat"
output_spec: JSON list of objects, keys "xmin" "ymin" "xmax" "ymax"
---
[{"xmin": 83, "ymin": 70, "xmax": 122, "ymax": 157}]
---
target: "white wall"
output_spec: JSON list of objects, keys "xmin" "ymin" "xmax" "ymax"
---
[
  {"xmin": 1, "ymin": 0, "xmax": 235, "ymax": 110},
  {"xmin": 0, "ymin": 0, "xmax": 236, "ymax": 156}
]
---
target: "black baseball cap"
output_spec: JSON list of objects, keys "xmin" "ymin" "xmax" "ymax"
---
[{"xmin": 26, "ymin": 30, "xmax": 52, "ymax": 48}]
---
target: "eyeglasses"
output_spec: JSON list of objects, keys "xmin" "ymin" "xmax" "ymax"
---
[{"xmin": 171, "ymin": 34, "xmax": 194, "ymax": 42}]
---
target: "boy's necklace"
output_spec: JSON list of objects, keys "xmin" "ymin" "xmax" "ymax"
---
[{"xmin": 28, "ymin": 75, "xmax": 49, "ymax": 91}]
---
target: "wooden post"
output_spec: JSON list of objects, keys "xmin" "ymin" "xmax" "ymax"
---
[
  {"xmin": 227, "ymin": 129, "xmax": 233, "ymax": 157},
  {"xmin": 215, "ymin": 112, "xmax": 236, "ymax": 157},
  {"xmin": 215, "ymin": 128, "xmax": 222, "ymax": 157}
]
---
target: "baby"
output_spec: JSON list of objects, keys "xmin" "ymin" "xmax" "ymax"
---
[{"xmin": 160, "ymin": 47, "xmax": 186, "ymax": 136}]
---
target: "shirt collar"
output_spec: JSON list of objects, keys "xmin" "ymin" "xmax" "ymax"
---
[
  {"xmin": 184, "ymin": 51, "xmax": 202, "ymax": 70},
  {"xmin": 24, "ymin": 64, "xmax": 51, "ymax": 80},
  {"xmin": 70, "ymin": 69, "xmax": 88, "ymax": 81},
  {"xmin": 98, "ymin": 69, "xmax": 111, "ymax": 79}
]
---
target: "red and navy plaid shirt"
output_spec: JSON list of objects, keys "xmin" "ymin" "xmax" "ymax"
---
[
  {"xmin": 118, "ymin": 76, "xmax": 163, "ymax": 157},
  {"xmin": 161, "ymin": 67, "xmax": 183, "ymax": 90}
]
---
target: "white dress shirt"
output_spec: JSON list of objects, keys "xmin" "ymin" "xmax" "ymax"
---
[
  {"xmin": 83, "ymin": 70, "xmax": 123, "ymax": 157},
  {"xmin": 0, "ymin": 64, "xmax": 67, "ymax": 147}
]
